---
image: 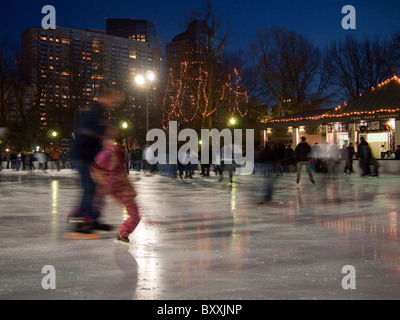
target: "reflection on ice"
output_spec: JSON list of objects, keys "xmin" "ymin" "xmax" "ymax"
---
[{"xmin": 0, "ymin": 170, "xmax": 400, "ymax": 299}]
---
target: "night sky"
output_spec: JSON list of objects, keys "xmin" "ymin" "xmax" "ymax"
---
[{"xmin": 1, "ymin": 0, "xmax": 400, "ymax": 53}]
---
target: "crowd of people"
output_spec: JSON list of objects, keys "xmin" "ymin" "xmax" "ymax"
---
[
  {"xmin": 254, "ymin": 138, "xmax": 400, "ymax": 179},
  {"xmin": 2, "ymin": 85, "xmax": 400, "ymax": 240},
  {"xmin": 0, "ymin": 150, "xmax": 70, "ymax": 171}
]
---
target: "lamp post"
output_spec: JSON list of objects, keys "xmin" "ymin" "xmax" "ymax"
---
[
  {"xmin": 121, "ymin": 122, "xmax": 128, "ymax": 148},
  {"xmin": 135, "ymin": 71, "xmax": 155, "ymax": 135},
  {"xmin": 51, "ymin": 131, "xmax": 58, "ymax": 151}
]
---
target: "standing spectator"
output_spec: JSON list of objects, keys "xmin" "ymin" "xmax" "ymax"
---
[
  {"xmin": 129, "ymin": 150, "xmax": 135, "ymax": 170},
  {"xmin": 6, "ymin": 152, "xmax": 10, "ymax": 169},
  {"xmin": 21, "ymin": 152, "xmax": 26, "ymax": 171},
  {"xmin": 380, "ymin": 145, "xmax": 386, "ymax": 159},
  {"xmin": 51, "ymin": 150, "xmax": 61, "ymax": 171},
  {"xmin": 344, "ymin": 143, "xmax": 355, "ymax": 175},
  {"xmin": 124, "ymin": 146, "xmax": 130, "ymax": 175},
  {"xmin": 10, "ymin": 152, "xmax": 17, "ymax": 169},
  {"xmin": 395, "ymin": 145, "xmax": 400, "ymax": 160},
  {"xmin": 29, "ymin": 153, "xmax": 36, "ymax": 171},
  {"xmin": 134, "ymin": 148, "xmax": 142, "ymax": 171},
  {"xmin": 61, "ymin": 150, "xmax": 67, "ymax": 169},
  {"xmin": 16, "ymin": 153, "xmax": 22, "ymax": 171},
  {"xmin": 358, "ymin": 137, "xmax": 372, "ymax": 177},
  {"xmin": 45, "ymin": 152, "xmax": 51, "ymax": 170},
  {"xmin": 295, "ymin": 137, "xmax": 315, "ymax": 184}
]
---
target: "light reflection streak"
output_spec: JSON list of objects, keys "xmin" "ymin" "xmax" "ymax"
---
[
  {"xmin": 131, "ymin": 222, "xmax": 160, "ymax": 296},
  {"xmin": 51, "ymin": 180, "xmax": 59, "ymax": 239},
  {"xmin": 315, "ymin": 214, "xmax": 399, "ymax": 239}
]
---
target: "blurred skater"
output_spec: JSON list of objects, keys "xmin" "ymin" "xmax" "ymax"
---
[
  {"xmin": 344, "ymin": 143, "xmax": 355, "ymax": 175},
  {"xmin": 327, "ymin": 144, "xmax": 340, "ymax": 178},
  {"xmin": 358, "ymin": 137, "xmax": 371, "ymax": 177},
  {"xmin": 68, "ymin": 88, "xmax": 122, "ymax": 236},
  {"xmin": 218, "ymin": 144, "xmax": 236, "ymax": 183},
  {"xmin": 91, "ymin": 139, "xmax": 141, "ymax": 244},
  {"xmin": 260, "ymin": 143, "xmax": 278, "ymax": 202},
  {"xmin": 295, "ymin": 137, "xmax": 315, "ymax": 184}
]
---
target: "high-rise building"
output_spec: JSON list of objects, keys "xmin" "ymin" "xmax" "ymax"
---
[
  {"xmin": 21, "ymin": 24, "xmax": 163, "ymax": 135},
  {"xmin": 166, "ymin": 20, "xmax": 209, "ymax": 73},
  {"xmin": 106, "ymin": 18, "xmax": 157, "ymax": 44}
]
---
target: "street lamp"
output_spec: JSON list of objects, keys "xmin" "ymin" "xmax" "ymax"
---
[
  {"xmin": 135, "ymin": 71, "xmax": 155, "ymax": 134},
  {"xmin": 121, "ymin": 122, "xmax": 128, "ymax": 147},
  {"xmin": 229, "ymin": 117, "xmax": 236, "ymax": 126},
  {"xmin": 52, "ymin": 131, "xmax": 57, "ymax": 137},
  {"xmin": 135, "ymin": 74, "xmax": 145, "ymax": 86}
]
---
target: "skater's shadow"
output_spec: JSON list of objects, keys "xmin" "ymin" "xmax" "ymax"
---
[{"xmin": 112, "ymin": 245, "xmax": 139, "ymax": 300}]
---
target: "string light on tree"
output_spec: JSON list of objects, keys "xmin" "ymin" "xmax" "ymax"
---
[{"xmin": 162, "ymin": 61, "xmax": 249, "ymax": 130}]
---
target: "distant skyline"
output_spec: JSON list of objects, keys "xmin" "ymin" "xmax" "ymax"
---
[{"xmin": 1, "ymin": 0, "xmax": 400, "ymax": 53}]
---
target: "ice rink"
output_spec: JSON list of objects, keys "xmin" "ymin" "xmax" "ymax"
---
[{"xmin": 0, "ymin": 168, "xmax": 399, "ymax": 300}]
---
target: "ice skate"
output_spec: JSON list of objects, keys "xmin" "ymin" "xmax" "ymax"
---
[
  {"xmin": 65, "ymin": 232, "xmax": 101, "ymax": 240},
  {"xmin": 65, "ymin": 222, "xmax": 101, "ymax": 240},
  {"xmin": 114, "ymin": 234, "xmax": 130, "ymax": 245}
]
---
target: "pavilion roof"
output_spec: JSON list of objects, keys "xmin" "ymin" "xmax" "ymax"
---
[{"xmin": 262, "ymin": 76, "xmax": 400, "ymax": 127}]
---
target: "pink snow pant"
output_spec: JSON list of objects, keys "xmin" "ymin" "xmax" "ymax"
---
[{"xmin": 95, "ymin": 177, "xmax": 141, "ymax": 238}]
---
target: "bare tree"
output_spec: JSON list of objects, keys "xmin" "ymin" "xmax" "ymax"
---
[
  {"xmin": 250, "ymin": 27, "xmax": 327, "ymax": 118},
  {"xmin": 0, "ymin": 39, "xmax": 13, "ymax": 128},
  {"xmin": 163, "ymin": 1, "xmax": 248, "ymax": 131},
  {"xmin": 391, "ymin": 31, "xmax": 400, "ymax": 73},
  {"xmin": 327, "ymin": 35, "xmax": 393, "ymax": 101}
]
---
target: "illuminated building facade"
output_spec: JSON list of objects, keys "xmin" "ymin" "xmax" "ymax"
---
[
  {"xmin": 166, "ymin": 20, "xmax": 210, "ymax": 73},
  {"xmin": 21, "ymin": 24, "xmax": 163, "ymax": 133},
  {"xmin": 262, "ymin": 76, "xmax": 400, "ymax": 157},
  {"xmin": 106, "ymin": 18, "xmax": 158, "ymax": 45}
]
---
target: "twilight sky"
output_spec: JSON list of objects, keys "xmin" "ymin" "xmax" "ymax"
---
[{"xmin": 1, "ymin": 0, "xmax": 400, "ymax": 53}]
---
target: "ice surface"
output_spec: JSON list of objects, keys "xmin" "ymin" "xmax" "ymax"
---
[{"xmin": 0, "ymin": 168, "xmax": 399, "ymax": 299}]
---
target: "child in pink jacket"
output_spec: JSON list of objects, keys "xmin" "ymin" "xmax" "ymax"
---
[{"xmin": 91, "ymin": 139, "xmax": 140, "ymax": 243}]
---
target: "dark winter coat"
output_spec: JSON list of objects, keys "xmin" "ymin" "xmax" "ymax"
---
[
  {"xmin": 260, "ymin": 145, "xmax": 276, "ymax": 163},
  {"xmin": 294, "ymin": 141, "xmax": 312, "ymax": 162},
  {"xmin": 70, "ymin": 102, "xmax": 108, "ymax": 162},
  {"xmin": 358, "ymin": 141, "xmax": 371, "ymax": 160},
  {"xmin": 346, "ymin": 146, "xmax": 355, "ymax": 162}
]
